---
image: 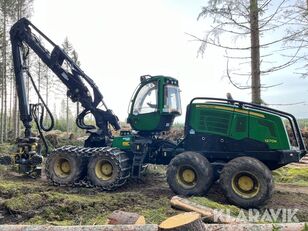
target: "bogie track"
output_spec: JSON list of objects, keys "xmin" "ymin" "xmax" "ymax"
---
[{"xmin": 45, "ymin": 146, "xmax": 130, "ymax": 190}]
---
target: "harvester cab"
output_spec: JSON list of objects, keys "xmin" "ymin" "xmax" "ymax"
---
[{"xmin": 127, "ymin": 75, "xmax": 182, "ymax": 134}]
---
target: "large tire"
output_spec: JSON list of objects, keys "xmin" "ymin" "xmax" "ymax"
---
[
  {"xmin": 45, "ymin": 147, "xmax": 85, "ymax": 186},
  {"xmin": 167, "ymin": 151, "xmax": 213, "ymax": 196},
  {"xmin": 220, "ymin": 156, "xmax": 274, "ymax": 208},
  {"xmin": 87, "ymin": 148, "xmax": 130, "ymax": 190}
]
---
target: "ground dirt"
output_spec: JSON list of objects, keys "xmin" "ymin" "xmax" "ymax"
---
[{"xmin": 0, "ymin": 164, "xmax": 307, "ymax": 225}]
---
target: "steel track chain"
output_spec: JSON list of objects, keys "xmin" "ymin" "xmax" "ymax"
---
[{"xmin": 45, "ymin": 145, "xmax": 131, "ymax": 191}]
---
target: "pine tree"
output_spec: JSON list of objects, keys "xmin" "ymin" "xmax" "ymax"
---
[
  {"xmin": 0, "ymin": 0, "xmax": 16, "ymax": 143},
  {"xmin": 9, "ymin": 0, "xmax": 34, "ymax": 139}
]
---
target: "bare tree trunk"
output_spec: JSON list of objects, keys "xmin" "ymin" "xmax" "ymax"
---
[
  {"xmin": 0, "ymin": 64, "xmax": 3, "ymax": 144},
  {"xmin": 4, "ymin": 63, "xmax": 7, "ymax": 142},
  {"xmin": 250, "ymin": 0, "xmax": 261, "ymax": 104},
  {"xmin": 3, "ymin": 14, "xmax": 7, "ymax": 142}
]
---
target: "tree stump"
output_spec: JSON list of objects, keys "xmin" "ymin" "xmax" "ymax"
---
[
  {"xmin": 107, "ymin": 210, "xmax": 146, "ymax": 225},
  {"xmin": 159, "ymin": 212, "xmax": 203, "ymax": 231}
]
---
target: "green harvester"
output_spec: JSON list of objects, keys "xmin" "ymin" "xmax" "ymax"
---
[{"xmin": 8, "ymin": 18, "xmax": 307, "ymax": 209}]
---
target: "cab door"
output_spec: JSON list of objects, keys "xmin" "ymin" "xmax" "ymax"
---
[{"xmin": 128, "ymin": 81, "xmax": 161, "ymax": 131}]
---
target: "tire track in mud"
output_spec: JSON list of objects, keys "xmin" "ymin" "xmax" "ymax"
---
[{"xmin": 275, "ymin": 183, "xmax": 308, "ymax": 195}]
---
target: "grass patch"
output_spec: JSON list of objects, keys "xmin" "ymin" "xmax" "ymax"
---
[
  {"xmin": 273, "ymin": 166, "xmax": 308, "ymax": 186},
  {"xmin": 142, "ymin": 208, "xmax": 171, "ymax": 224},
  {"xmin": 0, "ymin": 178, "xmax": 46, "ymax": 198},
  {"xmin": 0, "ymin": 161, "xmax": 176, "ymax": 225},
  {"xmin": 134, "ymin": 197, "xmax": 178, "ymax": 224},
  {"xmin": 5, "ymin": 193, "xmax": 45, "ymax": 213},
  {"xmin": 4, "ymin": 191, "xmax": 136, "ymax": 225},
  {"xmin": 0, "ymin": 180, "xmax": 34, "ymax": 198},
  {"xmin": 2, "ymin": 188, "xmax": 174, "ymax": 225}
]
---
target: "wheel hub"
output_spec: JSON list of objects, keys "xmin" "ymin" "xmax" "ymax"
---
[
  {"xmin": 95, "ymin": 160, "xmax": 114, "ymax": 181},
  {"xmin": 61, "ymin": 160, "xmax": 71, "ymax": 173},
  {"xmin": 54, "ymin": 158, "xmax": 71, "ymax": 178},
  {"xmin": 177, "ymin": 167, "xmax": 197, "ymax": 188},
  {"xmin": 238, "ymin": 175, "xmax": 254, "ymax": 191},
  {"xmin": 101, "ymin": 163, "xmax": 113, "ymax": 175},
  {"xmin": 231, "ymin": 172, "xmax": 260, "ymax": 198},
  {"xmin": 182, "ymin": 169, "xmax": 196, "ymax": 183}
]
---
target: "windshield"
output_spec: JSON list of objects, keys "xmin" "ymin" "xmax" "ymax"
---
[
  {"xmin": 163, "ymin": 85, "xmax": 182, "ymax": 115},
  {"xmin": 132, "ymin": 82, "xmax": 158, "ymax": 114}
]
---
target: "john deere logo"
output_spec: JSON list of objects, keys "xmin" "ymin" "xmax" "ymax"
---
[
  {"xmin": 122, "ymin": 141, "xmax": 130, "ymax": 146},
  {"xmin": 265, "ymin": 139, "xmax": 277, "ymax": 143}
]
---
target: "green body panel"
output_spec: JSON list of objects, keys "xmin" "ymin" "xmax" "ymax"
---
[
  {"xmin": 128, "ymin": 112, "xmax": 162, "ymax": 131},
  {"xmin": 111, "ymin": 135, "xmax": 133, "ymax": 150},
  {"xmin": 189, "ymin": 103, "xmax": 291, "ymax": 150},
  {"xmin": 230, "ymin": 113, "xmax": 248, "ymax": 140},
  {"xmin": 248, "ymin": 112, "xmax": 290, "ymax": 150}
]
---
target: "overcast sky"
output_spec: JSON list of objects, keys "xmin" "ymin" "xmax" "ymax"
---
[{"xmin": 30, "ymin": 0, "xmax": 308, "ymax": 122}]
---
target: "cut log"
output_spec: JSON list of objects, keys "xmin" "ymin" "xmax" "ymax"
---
[
  {"xmin": 0, "ymin": 225, "xmax": 158, "ymax": 231},
  {"xmin": 203, "ymin": 223, "xmax": 307, "ymax": 231},
  {"xmin": 170, "ymin": 196, "xmax": 245, "ymax": 224},
  {"xmin": 0, "ymin": 223, "xmax": 305, "ymax": 231},
  {"xmin": 107, "ymin": 210, "xmax": 146, "ymax": 225},
  {"xmin": 159, "ymin": 212, "xmax": 203, "ymax": 231}
]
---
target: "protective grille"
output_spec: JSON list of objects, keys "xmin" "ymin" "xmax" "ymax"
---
[{"xmin": 199, "ymin": 110, "xmax": 232, "ymax": 134}]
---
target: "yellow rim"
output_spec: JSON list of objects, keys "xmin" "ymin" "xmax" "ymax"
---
[
  {"xmin": 177, "ymin": 167, "xmax": 197, "ymax": 188},
  {"xmin": 231, "ymin": 172, "xmax": 260, "ymax": 199},
  {"xmin": 95, "ymin": 160, "xmax": 114, "ymax": 181},
  {"xmin": 54, "ymin": 158, "xmax": 71, "ymax": 178}
]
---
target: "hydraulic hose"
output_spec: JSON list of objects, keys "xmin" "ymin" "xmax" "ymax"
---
[
  {"xmin": 26, "ymin": 69, "xmax": 55, "ymax": 154},
  {"xmin": 27, "ymin": 69, "xmax": 54, "ymax": 132},
  {"xmin": 30, "ymin": 103, "xmax": 49, "ymax": 154}
]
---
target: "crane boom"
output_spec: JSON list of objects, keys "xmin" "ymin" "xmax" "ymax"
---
[{"xmin": 10, "ymin": 18, "xmax": 120, "ymax": 147}]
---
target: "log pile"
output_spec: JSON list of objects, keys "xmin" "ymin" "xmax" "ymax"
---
[
  {"xmin": 0, "ymin": 223, "xmax": 305, "ymax": 231},
  {"xmin": 0, "ymin": 225, "xmax": 158, "ymax": 231}
]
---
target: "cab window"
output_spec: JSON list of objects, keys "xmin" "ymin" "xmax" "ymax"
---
[
  {"xmin": 163, "ymin": 85, "xmax": 182, "ymax": 115},
  {"xmin": 132, "ymin": 82, "xmax": 158, "ymax": 114}
]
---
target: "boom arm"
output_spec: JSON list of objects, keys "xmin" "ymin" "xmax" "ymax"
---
[{"xmin": 10, "ymin": 18, "xmax": 120, "ymax": 147}]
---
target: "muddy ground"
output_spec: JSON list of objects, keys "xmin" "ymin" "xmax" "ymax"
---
[{"xmin": 0, "ymin": 164, "xmax": 307, "ymax": 225}]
